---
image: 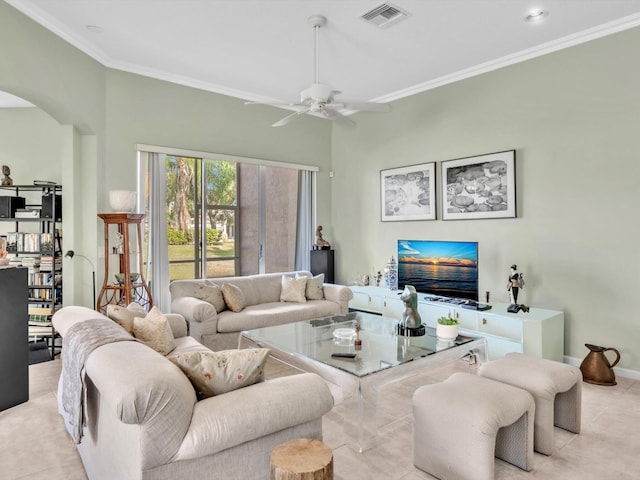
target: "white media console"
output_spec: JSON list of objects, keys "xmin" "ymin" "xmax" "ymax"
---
[{"xmin": 349, "ymin": 285, "xmax": 564, "ymax": 361}]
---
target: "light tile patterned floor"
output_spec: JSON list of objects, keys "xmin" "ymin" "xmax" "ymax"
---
[{"xmin": 1, "ymin": 357, "xmax": 639, "ymax": 479}]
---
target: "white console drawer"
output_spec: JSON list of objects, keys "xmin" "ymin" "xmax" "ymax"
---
[
  {"xmin": 350, "ymin": 290, "xmax": 372, "ymax": 311},
  {"xmin": 477, "ymin": 314, "xmax": 523, "ymax": 342},
  {"xmin": 451, "ymin": 308, "xmax": 477, "ymax": 331},
  {"xmin": 483, "ymin": 335, "xmax": 523, "ymax": 360},
  {"xmin": 349, "ymin": 289, "xmax": 384, "ymax": 313},
  {"xmin": 382, "ymin": 296, "xmax": 404, "ymax": 319},
  {"xmin": 417, "ymin": 303, "xmax": 450, "ymax": 328}
]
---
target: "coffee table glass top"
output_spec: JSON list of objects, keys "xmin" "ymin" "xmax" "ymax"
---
[{"xmin": 242, "ymin": 310, "xmax": 476, "ymax": 377}]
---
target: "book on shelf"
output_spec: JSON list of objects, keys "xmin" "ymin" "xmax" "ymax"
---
[
  {"xmin": 4, "ymin": 232, "xmax": 53, "ymax": 252},
  {"xmin": 40, "ymin": 233, "xmax": 54, "ymax": 251},
  {"xmin": 39, "ymin": 255, "xmax": 61, "ymax": 272},
  {"xmin": 6, "ymin": 232, "xmax": 18, "ymax": 252}
]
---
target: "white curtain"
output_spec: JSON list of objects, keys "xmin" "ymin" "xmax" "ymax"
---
[
  {"xmin": 146, "ymin": 153, "xmax": 171, "ymax": 312},
  {"xmin": 295, "ymin": 170, "xmax": 314, "ymax": 271}
]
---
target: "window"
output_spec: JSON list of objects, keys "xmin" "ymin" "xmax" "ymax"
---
[
  {"xmin": 138, "ymin": 147, "xmax": 316, "ymax": 298},
  {"xmin": 159, "ymin": 156, "xmax": 238, "ymax": 280}
]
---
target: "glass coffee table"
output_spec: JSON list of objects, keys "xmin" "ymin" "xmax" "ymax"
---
[{"xmin": 240, "ymin": 310, "xmax": 487, "ymax": 452}]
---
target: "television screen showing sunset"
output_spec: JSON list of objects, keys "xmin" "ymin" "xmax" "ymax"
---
[{"xmin": 398, "ymin": 240, "xmax": 478, "ymax": 300}]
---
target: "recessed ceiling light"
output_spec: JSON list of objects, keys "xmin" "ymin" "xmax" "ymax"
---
[
  {"xmin": 85, "ymin": 25, "xmax": 103, "ymax": 33},
  {"xmin": 525, "ymin": 8, "xmax": 548, "ymax": 22}
]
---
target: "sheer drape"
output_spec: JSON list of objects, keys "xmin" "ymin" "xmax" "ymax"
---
[
  {"xmin": 295, "ymin": 170, "xmax": 314, "ymax": 271},
  {"xmin": 146, "ymin": 153, "xmax": 171, "ymax": 312}
]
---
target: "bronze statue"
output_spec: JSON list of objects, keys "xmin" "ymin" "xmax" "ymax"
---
[
  {"xmin": 314, "ymin": 225, "xmax": 330, "ymax": 249},
  {"xmin": 1, "ymin": 165, "xmax": 13, "ymax": 186}
]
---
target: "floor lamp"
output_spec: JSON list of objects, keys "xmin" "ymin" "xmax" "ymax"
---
[{"xmin": 65, "ymin": 250, "xmax": 96, "ymax": 310}]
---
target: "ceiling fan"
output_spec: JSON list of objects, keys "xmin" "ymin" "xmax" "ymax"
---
[{"xmin": 246, "ymin": 14, "xmax": 391, "ymax": 127}]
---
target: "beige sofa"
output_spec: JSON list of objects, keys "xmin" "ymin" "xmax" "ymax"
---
[
  {"xmin": 170, "ymin": 271, "xmax": 354, "ymax": 351},
  {"xmin": 52, "ymin": 306, "xmax": 335, "ymax": 480}
]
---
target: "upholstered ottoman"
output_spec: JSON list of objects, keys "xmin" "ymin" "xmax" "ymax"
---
[
  {"xmin": 478, "ymin": 352, "xmax": 582, "ymax": 455},
  {"xmin": 413, "ymin": 372, "xmax": 535, "ymax": 480}
]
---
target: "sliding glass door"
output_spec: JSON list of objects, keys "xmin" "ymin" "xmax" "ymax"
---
[{"xmin": 141, "ymin": 151, "xmax": 306, "ymax": 283}]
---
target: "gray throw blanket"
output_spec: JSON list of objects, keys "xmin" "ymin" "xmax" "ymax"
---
[{"xmin": 61, "ymin": 317, "xmax": 138, "ymax": 444}]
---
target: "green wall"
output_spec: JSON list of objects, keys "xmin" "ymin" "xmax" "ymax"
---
[
  {"xmin": 0, "ymin": 108, "xmax": 62, "ymax": 184},
  {"xmin": 103, "ymin": 69, "xmax": 332, "ymax": 205},
  {"xmin": 0, "ymin": 1, "xmax": 333, "ymax": 308},
  {"xmin": 331, "ymin": 27, "xmax": 640, "ymax": 372},
  {"xmin": 2, "ymin": 1, "xmax": 639, "ymax": 372}
]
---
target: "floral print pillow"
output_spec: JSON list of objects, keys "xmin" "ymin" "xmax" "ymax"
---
[{"xmin": 169, "ymin": 348, "xmax": 269, "ymax": 398}]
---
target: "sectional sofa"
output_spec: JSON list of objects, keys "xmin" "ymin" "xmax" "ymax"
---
[
  {"xmin": 170, "ymin": 270, "xmax": 353, "ymax": 351},
  {"xmin": 52, "ymin": 305, "xmax": 335, "ymax": 480}
]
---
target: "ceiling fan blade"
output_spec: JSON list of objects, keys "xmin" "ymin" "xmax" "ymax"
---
[
  {"xmin": 322, "ymin": 109, "xmax": 356, "ymax": 127},
  {"xmin": 245, "ymin": 101, "xmax": 300, "ymax": 108},
  {"xmin": 272, "ymin": 108, "xmax": 311, "ymax": 127},
  {"xmin": 332, "ymin": 101, "xmax": 392, "ymax": 113}
]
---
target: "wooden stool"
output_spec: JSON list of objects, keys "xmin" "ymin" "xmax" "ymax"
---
[{"xmin": 270, "ymin": 438, "xmax": 333, "ymax": 480}]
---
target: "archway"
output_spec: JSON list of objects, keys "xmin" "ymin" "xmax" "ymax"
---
[{"xmin": 0, "ymin": 89, "xmax": 99, "ymax": 308}]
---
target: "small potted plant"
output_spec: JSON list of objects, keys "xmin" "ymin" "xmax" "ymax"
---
[{"xmin": 436, "ymin": 314, "xmax": 459, "ymax": 340}]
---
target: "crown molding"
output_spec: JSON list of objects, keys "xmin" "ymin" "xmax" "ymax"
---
[
  {"xmin": 374, "ymin": 12, "xmax": 640, "ymax": 104},
  {"xmin": 8, "ymin": 1, "xmax": 640, "ymax": 107}
]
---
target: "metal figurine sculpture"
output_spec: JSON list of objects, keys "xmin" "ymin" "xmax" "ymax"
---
[
  {"xmin": 397, "ymin": 285, "xmax": 426, "ymax": 336},
  {"xmin": 507, "ymin": 264, "xmax": 529, "ymax": 313},
  {"xmin": 314, "ymin": 225, "xmax": 330, "ymax": 250},
  {"xmin": 1, "ymin": 165, "xmax": 13, "ymax": 186}
]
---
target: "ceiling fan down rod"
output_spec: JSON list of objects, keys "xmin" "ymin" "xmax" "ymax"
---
[{"xmin": 308, "ymin": 15, "xmax": 326, "ymax": 85}]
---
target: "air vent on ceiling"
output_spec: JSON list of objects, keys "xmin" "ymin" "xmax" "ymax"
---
[{"xmin": 360, "ymin": 3, "xmax": 409, "ymax": 28}]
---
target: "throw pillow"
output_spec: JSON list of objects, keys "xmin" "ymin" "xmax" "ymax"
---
[
  {"xmin": 221, "ymin": 283, "xmax": 246, "ymax": 312},
  {"xmin": 304, "ymin": 273, "xmax": 325, "ymax": 300},
  {"xmin": 170, "ymin": 348, "xmax": 269, "ymax": 398},
  {"xmin": 280, "ymin": 275, "xmax": 307, "ymax": 303},
  {"xmin": 106, "ymin": 302, "xmax": 145, "ymax": 334},
  {"xmin": 192, "ymin": 281, "xmax": 227, "ymax": 313},
  {"xmin": 132, "ymin": 306, "xmax": 176, "ymax": 355}
]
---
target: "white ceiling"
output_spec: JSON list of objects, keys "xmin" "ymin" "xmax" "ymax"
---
[{"xmin": 5, "ymin": 0, "xmax": 640, "ymax": 110}]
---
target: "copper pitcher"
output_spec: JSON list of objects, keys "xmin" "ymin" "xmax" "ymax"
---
[{"xmin": 579, "ymin": 344, "xmax": 620, "ymax": 386}]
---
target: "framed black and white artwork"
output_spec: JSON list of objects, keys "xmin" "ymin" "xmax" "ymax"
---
[
  {"xmin": 441, "ymin": 150, "xmax": 516, "ymax": 220},
  {"xmin": 380, "ymin": 162, "xmax": 436, "ymax": 221}
]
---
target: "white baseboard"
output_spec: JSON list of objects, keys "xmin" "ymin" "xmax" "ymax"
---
[{"xmin": 564, "ymin": 355, "xmax": 640, "ymax": 381}]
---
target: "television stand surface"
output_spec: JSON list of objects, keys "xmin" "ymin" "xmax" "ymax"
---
[
  {"xmin": 423, "ymin": 295, "xmax": 491, "ymax": 311},
  {"xmin": 349, "ymin": 285, "xmax": 565, "ymax": 362}
]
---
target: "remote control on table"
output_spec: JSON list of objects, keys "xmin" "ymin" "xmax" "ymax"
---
[{"xmin": 331, "ymin": 352, "xmax": 357, "ymax": 358}]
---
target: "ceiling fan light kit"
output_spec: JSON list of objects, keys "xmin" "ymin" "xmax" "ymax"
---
[{"xmin": 248, "ymin": 14, "xmax": 391, "ymax": 127}]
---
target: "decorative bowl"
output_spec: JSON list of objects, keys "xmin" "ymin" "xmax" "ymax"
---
[
  {"xmin": 109, "ymin": 190, "xmax": 136, "ymax": 212},
  {"xmin": 115, "ymin": 272, "xmax": 140, "ymax": 284},
  {"xmin": 333, "ymin": 327, "xmax": 356, "ymax": 346}
]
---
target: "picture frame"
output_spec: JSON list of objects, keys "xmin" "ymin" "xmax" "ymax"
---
[
  {"xmin": 441, "ymin": 150, "xmax": 516, "ymax": 220},
  {"xmin": 380, "ymin": 162, "xmax": 436, "ymax": 221}
]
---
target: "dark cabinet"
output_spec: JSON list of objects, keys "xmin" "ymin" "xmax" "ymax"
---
[
  {"xmin": 0, "ymin": 267, "xmax": 28, "ymax": 411},
  {"xmin": 310, "ymin": 249, "xmax": 334, "ymax": 284}
]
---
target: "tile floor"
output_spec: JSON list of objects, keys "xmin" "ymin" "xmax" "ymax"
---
[{"xmin": 1, "ymin": 357, "xmax": 639, "ymax": 479}]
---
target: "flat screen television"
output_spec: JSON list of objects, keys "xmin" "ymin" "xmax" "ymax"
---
[{"xmin": 397, "ymin": 240, "xmax": 479, "ymax": 301}]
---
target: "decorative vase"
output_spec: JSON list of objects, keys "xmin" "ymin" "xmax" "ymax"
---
[
  {"xmin": 579, "ymin": 343, "xmax": 620, "ymax": 386},
  {"xmin": 385, "ymin": 255, "xmax": 398, "ymax": 290},
  {"xmin": 436, "ymin": 323, "xmax": 459, "ymax": 340},
  {"xmin": 109, "ymin": 190, "xmax": 136, "ymax": 212}
]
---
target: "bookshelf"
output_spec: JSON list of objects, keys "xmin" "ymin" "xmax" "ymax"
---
[{"xmin": 0, "ymin": 184, "xmax": 62, "ymax": 360}]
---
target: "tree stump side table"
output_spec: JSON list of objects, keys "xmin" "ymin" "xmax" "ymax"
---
[{"xmin": 270, "ymin": 438, "xmax": 333, "ymax": 480}]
